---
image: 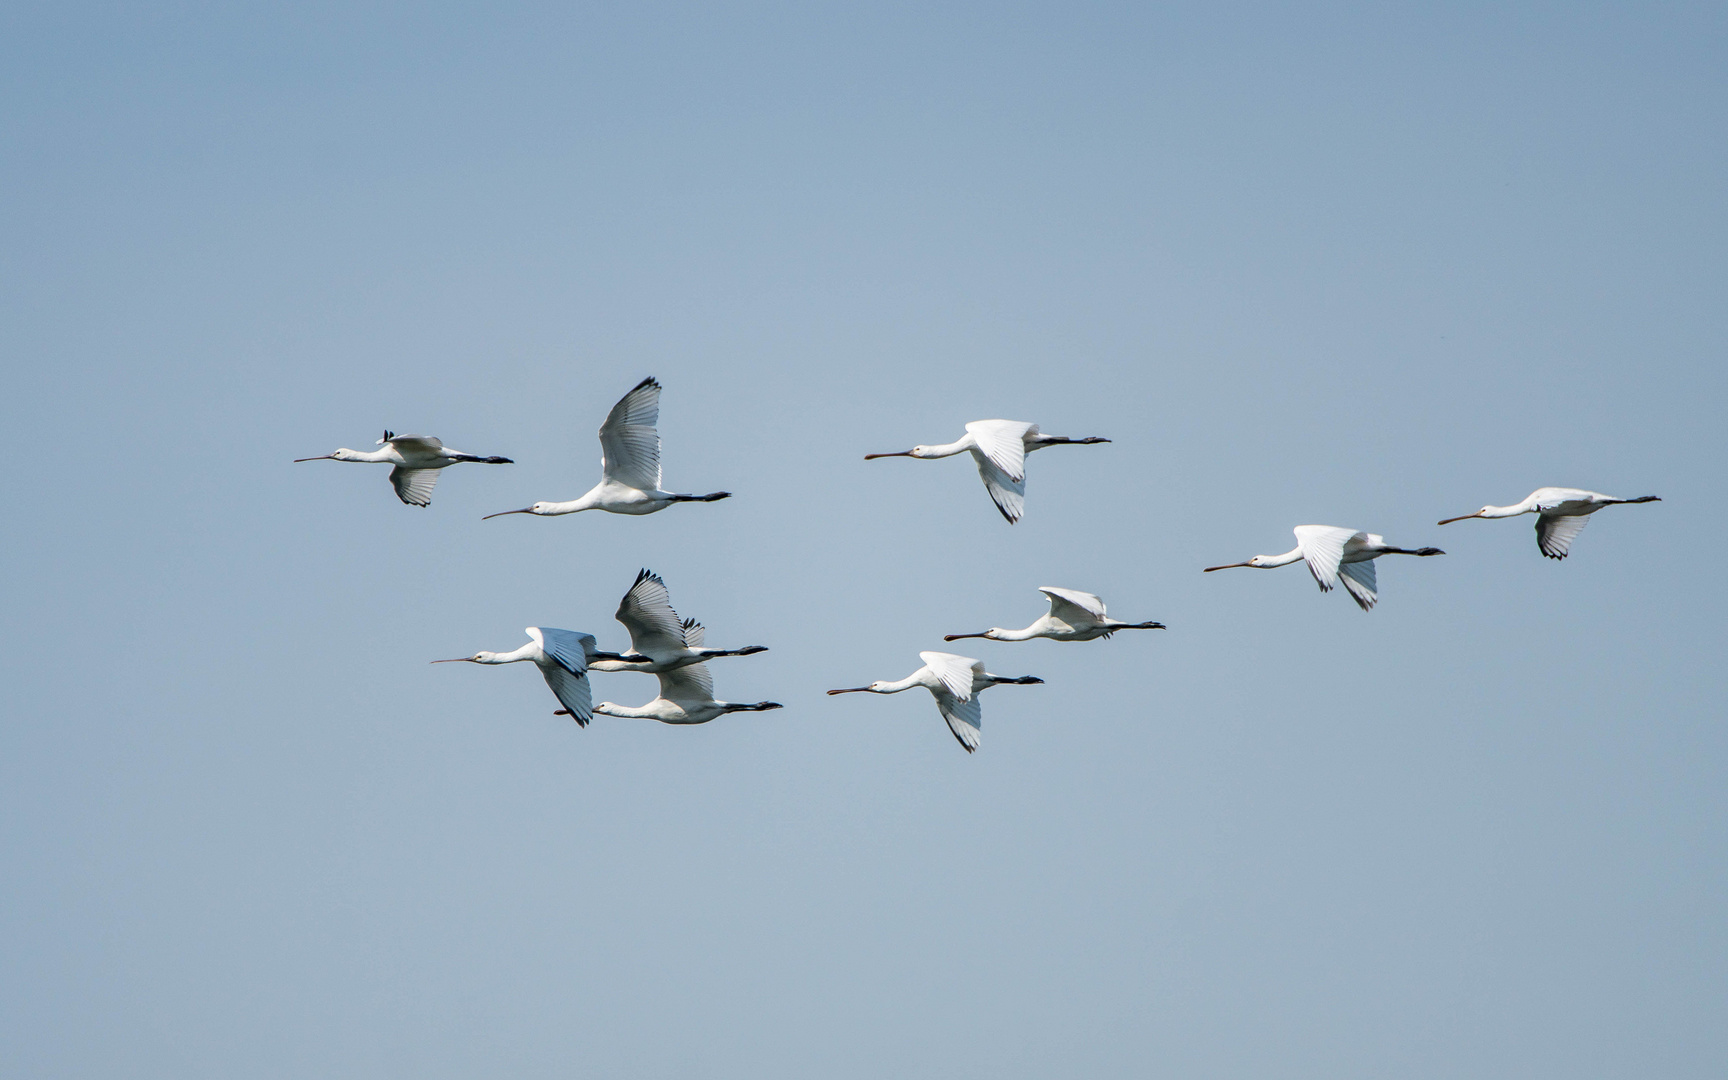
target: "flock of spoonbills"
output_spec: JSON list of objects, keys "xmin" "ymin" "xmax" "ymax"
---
[{"xmin": 298, "ymin": 376, "xmax": 1661, "ymax": 753}]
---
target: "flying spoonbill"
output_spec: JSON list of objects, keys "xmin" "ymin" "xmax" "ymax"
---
[
  {"xmin": 581, "ymin": 621, "xmax": 781, "ymax": 724},
  {"xmin": 433, "ymin": 627, "xmax": 614, "ymax": 726},
  {"xmin": 589, "ymin": 569, "xmax": 768, "ymax": 674},
  {"xmin": 1204, "ymin": 525, "xmax": 1445, "ymax": 611},
  {"xmin": 827, "ymin": 651, "xmax": 1043, "ymax": 753},
  {"xmin": 864, "ymin": 420, "xmax": 1109, "ymax": 523},
  {"xmin": 1437, "ymin": 488, "xmax": 1660, "ymax": 559},
  {"xmin": 295, "ymin": 431, "xmax": 512, "ymax": 507},
  {"xmin": 946, "ymin": 587, "xmax": 1166, "ymax": 643},
  {"xmin": 484, "ymin": 377, "xmax": 730, "ymax": 521}
]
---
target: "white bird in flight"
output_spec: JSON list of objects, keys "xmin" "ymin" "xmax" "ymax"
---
[
  {"xmin": 1437, "ymin": 487, "xmax": 1660, "ymax": 559},
  {"xmin": 864, "ymin": 420, "xmax": 1109, "ymax": 523},
  {"xmin": 1204, "ymin": 525, "xmax": 1445, "ymax": 611},
  {"xmin": 585, "ymin": 621, "xmax": 782, "ymax": 725},
  {"xmin": 946, "ymin": 587, "xmax": 1166, "ymax": 643},
  {"xmin": 590, "ymin": 569, "xmax": 768, "ymax": 674},
  {"xmin": 827, "ymin": 651, "xmax": 1043, "ymax": 753},
  {"xmin": 295, "ymin": 431, "xmax": 513, "ymax": 507},
  {"xmin": 433, "ymin": 627, "xmax": 608, "ymax": 726},
  {"xmin": 484, "ymin": 377, "xmax": 730, "ymax": 521}
]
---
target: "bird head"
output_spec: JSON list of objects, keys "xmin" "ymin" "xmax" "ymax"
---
[{"xmin": 294, "ymin": 448, "xmax": 360, "ymax": 462}]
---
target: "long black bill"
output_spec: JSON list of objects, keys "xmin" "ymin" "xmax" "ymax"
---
[
  {"xmin": 482, "ymin": 508, "xmax": 534, "ymax": 520},
  {"xmin": 863, "ymin": 451, "xmax": 914, "ymax": 460}
]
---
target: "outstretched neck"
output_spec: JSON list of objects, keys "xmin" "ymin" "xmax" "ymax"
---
[
  {"xmin": 1481, "ymin": 502, "xmax": 1533, "ymax": 518},
  {"xmin": 877, "ymin": 675, "xmax": 926, "ymax": 693},
  {"xmin": 485, "ymin": 643, "xmax": 539, "ymax": 664},
  {"xmin": 1259, "ymin": 546, "xmax": 1306, "ymax": 568},
  {"xmin": 915, "ymin": 438, "xmax": 974, "ymax": 459},
  {"xmin": 593, "ymin": 701, "xmax": 655, "ymax": 719},
  {"xmin": 542, "ymin": 492, "xmax": 601, "ymax": 516}
]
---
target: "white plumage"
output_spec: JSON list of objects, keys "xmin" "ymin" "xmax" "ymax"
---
[
  {"xmin": 483, "ymin": 377, "xmax": 732, "ymax": 521},
  {"xmin": 295, "ymin": 431, "xmax": 513, "ymax": 507},
  {"xmin": 1438, "ymin": 487, "xmax": 1660, "ymax": 559},
  {"xmin": 864, "ymin": 419, "xmax": 1110, "ymax": 523},
  {"xmin": 432, "ymin": 626, "xmax": 601, "ymax": 726},
  {"xmin": 827, "ymin": 651, "xmax": 1044, "ymax": 753},
  {"xmin": 1205, "ymin": 525, "xmax": 1446, "ymax": 611},
  {"xmin": 946, "ymin": 587, "xmax": 1166, "ymax": 643}
]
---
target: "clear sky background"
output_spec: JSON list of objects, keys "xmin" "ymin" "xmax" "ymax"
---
[{"xmin": 2, "ymin": 3, "xmax": 1724, "ymax": 1077}]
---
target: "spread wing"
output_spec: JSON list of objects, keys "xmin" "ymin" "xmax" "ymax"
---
[
  {"xmin": 1293, "ymin": 525, "xmax": 1361, "ymax": 593},
  {"xmin": 598, "ymin": 376, "xmax": 662, "ymax": 491},
  {"xmin": 531, "ymin": 627, "xmax": 596, "ymax": 676},
  {"xmin": 964, "ymin": 420, "xmax": 1032, "ymax": 482},
  {"xmin": 936, "ymin": 692, "xmax": 983, "ymax": 753},
  {"xmin": 385, "ymin": 434, "xmax": 443, "ymax": 454},
  {"xmin": 389, "ymin": 466, "xmax": 439, "ymax": 507},
  {"xmin": 1337, "ymin": 559, "xmax": 1378, "ymax": 611},
  {"xmin": 1039, "ymin": 586, "xmax": 1106, "ymax": 628},
  {"xmin": 919, "ymin": 651, "xmax": 979, "ymax": 702},
  {"xmin": 538, "ymin": 663, "xmax": 592, "ymax": 726},
  {"xmin": 654, "ymin": 620, "xmax": 714, "ymax": 702},
  {"xmin": 1536, "ymin": 514, "xmax": 1590, "ymax": 559},
  {"xmin": 971, "ymin": 453, "xmax": 1027, "ymax": 523},
  {"xmin": 615, "ymin": 569, "xmax": 686, "ymax": 656}
]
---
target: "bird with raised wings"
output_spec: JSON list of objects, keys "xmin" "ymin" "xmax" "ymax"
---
[
  {"xmin": 946, "ymin": 587, "xmax": 1165, "ymax": 643},
  {"xmin": 1204, "ymin": 525, "xmax": 1445, "ymax": 611},
  {"xmin": 1437, "ymin": 487, "xmax": 1660, "ymax": 559},
  {"xmin": 484, "ymin": 377, "xmax": 730, "ymax": 521},
  {"xmin": 585, "ymin": 621, "xmax": 782, "ymax": 725},
  {"xmin": 433, "ymin": 627, "xmax": 612, "ymax": 726},
  {"xmin": 295, "ymin": 431, "xmax": 513, "ymax": 507},
  {"xmin": 827, "ymin": 651, "xmax": 1043, "ymax": 753},
  {"xmin": 588, "ymin": 569, "xmax": 768, "ymax": 674},
  {"xmin": 864, "ymin": 419, "xmax": 1109, "ymax": 523}
]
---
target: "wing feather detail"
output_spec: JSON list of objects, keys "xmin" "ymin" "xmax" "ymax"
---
[
  {"xmin": 615, "ymin": 569, "xmax": 686, "ymax": 655},
  {"xmin": 972, "ymin": 453, "xmax": 1027, "ymax": 523},
  {"xmin": 920, "ymin": 651, "xmax": 979, "ymax": 701},
  {"xmin": 937, "ymin": 693, "xmax": 982, "ymax": 753},
  {"xmin": 598, "ymin": 377, "xmax": 663, "ymax": 490},
  {"xmin": 533, "ymin": 627, "xmax": 597, "ymax": 676},
  {"xmin": 1293, "ymin": 525, "xmax": 1360, "ymax": 593},
  {"xmin": 389, "ymin": 466, "xmax": 439, "ymax": 507},
  {"xmin": 1039, "ymin": 586, "xmax": 1106, "ymax": 626},
  {"xmin": 1536, "ymin": 514, "xmax": 1590, "ymax": 559},
  {"xmin": 539, "ymin": 663, "xmax": 592, "ymax": 726},
  {"xmin": 1337, "ymin": 559, "xmax": 1378, "ymax": 611},
  {"xmin": 964, "ymin": 420, "xmax": 1032, "ymax": 481}
]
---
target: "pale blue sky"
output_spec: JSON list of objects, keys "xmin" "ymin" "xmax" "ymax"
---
[{"xmin": 2, "ymin": 3, "xmax": 1724, "ymax": 1077}]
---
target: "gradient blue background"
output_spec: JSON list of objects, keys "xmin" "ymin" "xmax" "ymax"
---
[{"xmin": 3, "ymin": 3, "xmax": 1723, "ymax": 1076}]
